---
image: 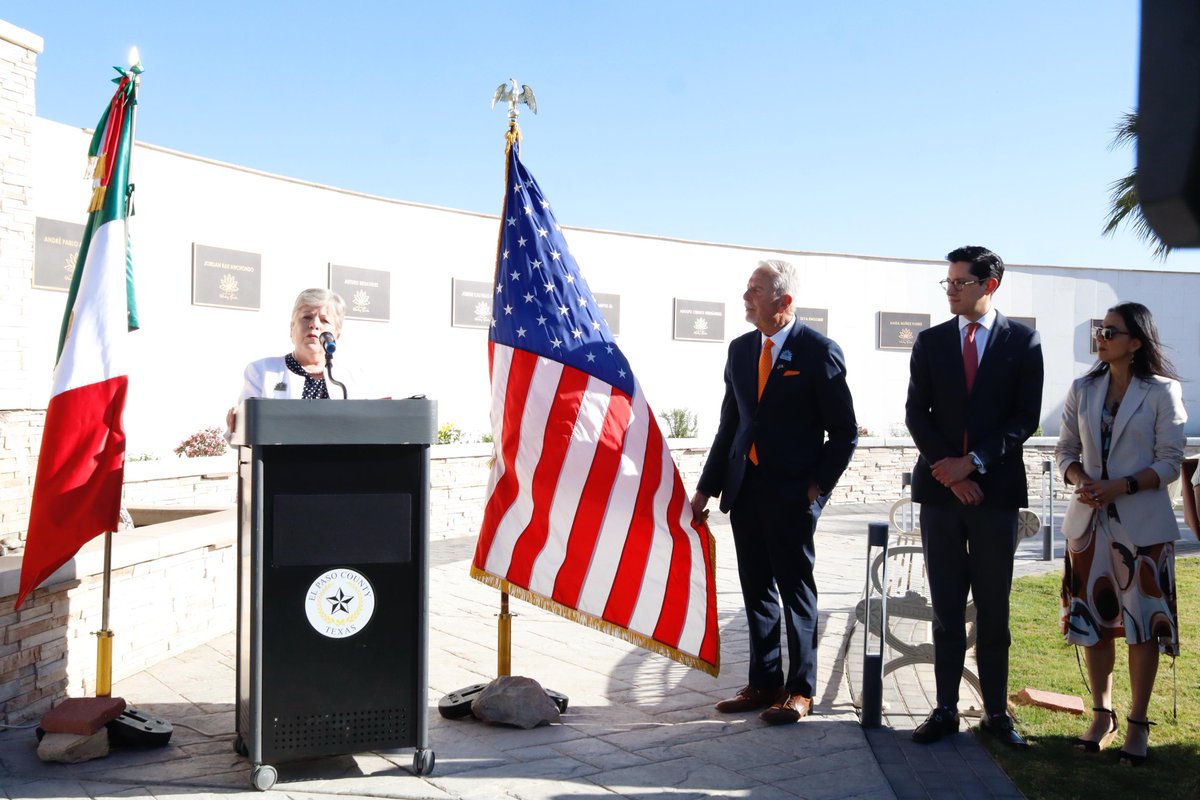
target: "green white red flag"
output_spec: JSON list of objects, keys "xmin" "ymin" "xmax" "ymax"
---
[{"xmin": 16, "ymin": 65, "xmax": 142, "ymax": 609}]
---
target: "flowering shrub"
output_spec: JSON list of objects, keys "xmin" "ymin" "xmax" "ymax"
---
[
  {"xmin": 437, "ymin": 423, "xmax": 466, "ymax": 445},
  {"xmin": 174, "ymin": 427, "xmax": 227, "ymax": 458}
]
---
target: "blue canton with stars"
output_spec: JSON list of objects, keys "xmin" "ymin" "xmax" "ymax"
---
[{"xmin": 490, "ymin": 144, "xmax": 635, "ymax": 397}]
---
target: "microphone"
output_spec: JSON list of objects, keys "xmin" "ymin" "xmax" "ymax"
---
[{"xmin": 318, "ymin": 331, "xmax": 348, "ymax": 399}]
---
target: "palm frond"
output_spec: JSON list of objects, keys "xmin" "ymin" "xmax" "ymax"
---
[
  {"xmin": 1109, "ymin": 109, "xmax": 1138, "ymax": 151},
  {"xmin": 1101, "ymin": 109, "xmax": 1171, "ymax": 260}
]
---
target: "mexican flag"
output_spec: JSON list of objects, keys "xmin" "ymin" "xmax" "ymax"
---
[{"xmin": 16, "ymin": 66, "xmax": 142, "ymax": 609}]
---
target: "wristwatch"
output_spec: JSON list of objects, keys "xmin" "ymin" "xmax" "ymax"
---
[
  {"xmin": 968, "ymin": 452, "xmax": 985, "ymax": 474},
  {"xmin": 1124, "ymin": 475, "xmax": 1139, "ymax": 495}
]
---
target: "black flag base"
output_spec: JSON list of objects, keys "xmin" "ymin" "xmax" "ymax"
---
[
  {"xmin": 35, "ymin": 699, "xmax": 172, "ymax": 750},
  {"xmin": 438, "ymin": 682, "xmax": 569, "ymax": 721},
  {"xmin": 106, "ymin": 708, "xmax": 173, "ymax": 747}
]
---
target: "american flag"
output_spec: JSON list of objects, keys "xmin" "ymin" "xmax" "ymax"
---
[{"xmin": 470, "ymin": 138, "xmax": 719, "ymax": 675}]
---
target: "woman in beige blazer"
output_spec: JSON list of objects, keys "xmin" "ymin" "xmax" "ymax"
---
[{"xmin": 1055, "ymin": 302, "xmax": 1186, "ymax": 766}]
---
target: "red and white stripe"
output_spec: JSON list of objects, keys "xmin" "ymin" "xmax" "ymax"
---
[
  {"xmin": 473, "ymin": 342, "xmax": 718, "ymax": 672},
  {"xmin": 17, "ymin": 219, "xmax": 129, "ymax": 608}
]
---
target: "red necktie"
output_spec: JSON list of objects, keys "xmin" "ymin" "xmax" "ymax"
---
[
  {"xmin": 963, "ymin": 322, "xmax": 980, "ymax": 393},
  {"xmin": 748, "ymin": 338, "xmax": 774, "ymax": 465},
  {"xmin": 963, "ymin": 321, "xmax": 979, "ymax": 453}
]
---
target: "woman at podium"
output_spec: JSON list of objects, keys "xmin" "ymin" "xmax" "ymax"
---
[{"xmin": 225, "ymin": 288, "xmax": 348, "ymax": 434}]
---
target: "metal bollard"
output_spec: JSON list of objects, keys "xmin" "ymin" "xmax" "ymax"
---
[
  {"xmin": 1041, "ymin": 460, "xmax": 1055, "ymax": 561},
  {"xmin": 861, "ymin": 521, "xmax": 889, "ymax": 728}
]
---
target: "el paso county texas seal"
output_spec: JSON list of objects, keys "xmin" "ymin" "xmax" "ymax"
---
[{"xmin": 305, "ymin": 568, "xmax": 376, "ymax": 639}]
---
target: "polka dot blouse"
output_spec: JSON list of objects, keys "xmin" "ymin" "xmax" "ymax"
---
[{"xmin": 285, "ymin": 353, "xmax": 330, "ymax": 399}]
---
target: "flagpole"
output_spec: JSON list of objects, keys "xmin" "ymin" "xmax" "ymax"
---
[
  {"xmin": 489, "ymin": 80, "xmax": 530, "ymax": 680},
  {"xmin": 95, "ymin": 533, "xmax": 114, "ymax": 696},
  {"xmin": 497, "ymin": 593, "xmax": 511, "ymax": 677},
  {"xmin": 95, "ymin": 48, "xmax": 142, "ymax": 699}
]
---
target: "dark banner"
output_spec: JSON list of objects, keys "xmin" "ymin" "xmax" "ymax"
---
[
  {"xmin": 33, "ymin": 218, "xmax": 85, "ymax": 292},
  {"xmin": 192, "ymin": 244, "xmax": 261, "ymax": 310},
  {"xmin": 878, "ymin": 311, "xmax": 930, "ymax": 350},
  {"xmin": 673, "ymin": 299, "xmax": 725, "ymax": 342},
  {"xmin": 330, "ymin": 264, "xmax": 391, "ymax": 322},
  {"xmin": 451, "ymin": 278, "xmax": 494, "ymax": 329}
]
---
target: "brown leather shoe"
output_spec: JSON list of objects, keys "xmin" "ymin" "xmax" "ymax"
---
[
  {"xmin": 715, "ymin": 685, "xmax": 785, "ymax": 713},
  {"xmin": 759, "ymin": 693, "xmax": 814, "ymax": 724}
]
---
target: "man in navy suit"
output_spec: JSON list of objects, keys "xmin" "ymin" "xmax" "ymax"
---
[
  {"xmin": 905, "ymin": 246, "xmax": 1043, "ymax": 748},
  {"xmin": 692, "ymin": 260, "xmax": 858, "ymax": 725}
]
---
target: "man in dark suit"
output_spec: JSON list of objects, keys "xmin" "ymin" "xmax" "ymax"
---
[
  {"xmin": 905, "ymin": 246, "xmax": 1043, "ymax": 748},
  {"xmin": 692, "ymin": 260, "xmax": 858, "ymax": 725}
]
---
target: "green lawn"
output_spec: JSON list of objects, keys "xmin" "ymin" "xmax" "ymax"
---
[{"xmin": 981, "ymin": 557, "xmax": 1200, "ymax": 798}]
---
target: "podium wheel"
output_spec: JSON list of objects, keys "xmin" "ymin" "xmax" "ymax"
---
[
  {"xmin": 252, "ymin": 764, "xmax": 278, "ymax": 791},
  {"xmin": 233, "ymin": 734, "xmax": 248, "ymax": 757},
  {"xmin": 413, "ymin": 748, "xmax": 435, "ymax": 776}
]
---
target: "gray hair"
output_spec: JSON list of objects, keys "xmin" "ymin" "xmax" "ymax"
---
[
  {"xmin": 290, "ymin": 288, "xmax": 346, "ymax": 334},
  {"xmin": 756, "ymin": 260, "xmax": 798, "ymax": 310}
]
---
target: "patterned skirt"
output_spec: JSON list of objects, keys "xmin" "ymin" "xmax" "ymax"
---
[{"xmin": 1060, "ymin": 509, "xmax": 1179, "ymax": 655}]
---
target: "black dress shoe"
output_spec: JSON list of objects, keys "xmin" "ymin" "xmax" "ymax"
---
[
  {"xmin": 912, "ymin": 707, "xmax": 959, "ymax": 744},
  {"xmin": 979, "ymin": 713, "xmax": 1030, "ymax": 749}
]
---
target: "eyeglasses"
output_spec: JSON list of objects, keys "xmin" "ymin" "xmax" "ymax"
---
[
  {"xmin": 939, "ymin": 278, "xmax": 986, "ymax": 291},
  {"xmin": 1094, "ymin": 326, "xmax": 1131, "ymax": 341}
]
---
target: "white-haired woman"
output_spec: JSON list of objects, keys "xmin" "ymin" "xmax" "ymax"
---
[{"xmin": 225, "ymin": 288, "xmax": 347, "ymax": 434}]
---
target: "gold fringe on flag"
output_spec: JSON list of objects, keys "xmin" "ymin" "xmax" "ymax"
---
[
  {"xmin": 469, "ymin": 518, "xmax": 720, "ymax": 678},
  {"xmin": 87, "ymin": 153, "xmax": 108, "ymax": 212}
]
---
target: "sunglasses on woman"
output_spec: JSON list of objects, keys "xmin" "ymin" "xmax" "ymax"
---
[{"xmin": 1093, "ymin": 326, "xmax": 1131, "ymax": 341}]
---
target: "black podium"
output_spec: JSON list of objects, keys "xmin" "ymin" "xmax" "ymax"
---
[{"xmin": 231, "ymin": 398, "xmax": 436, "ymax": 790}]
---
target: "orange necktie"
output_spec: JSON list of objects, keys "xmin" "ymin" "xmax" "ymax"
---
[{"xmin": 748, "ymin": 338, "xmax": 774, "ymax": 465}]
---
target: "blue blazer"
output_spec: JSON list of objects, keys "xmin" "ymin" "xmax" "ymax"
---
[
  {"xmin": 905, "ymin": 313, "xmax": 1044, "ymax": 508},
  {"xmin": 698, "ymin": 321, "xmax": 858, "ymax": 513}
]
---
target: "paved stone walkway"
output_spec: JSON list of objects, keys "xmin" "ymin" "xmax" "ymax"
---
[{"xmin": 6, "ymin": 500, "xmax": 1188, "ymax": 799}]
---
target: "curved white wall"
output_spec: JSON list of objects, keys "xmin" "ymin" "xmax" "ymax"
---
[{"xmin": 25, "ymin": 118, "xmax": 1200, "ymax": 455}]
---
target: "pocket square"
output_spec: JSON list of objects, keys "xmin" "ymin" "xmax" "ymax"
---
[
  {"xmin": 273, "ymin": 381, "xmax": 287, "ymax": 391},
  {"xmin": 782, "ymin": 370, "xmax": 801, "ymax": 377}
]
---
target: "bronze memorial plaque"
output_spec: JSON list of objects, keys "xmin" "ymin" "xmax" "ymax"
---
[
  {"xmin": 1009, "ymin": 316, "xmax": 1036, "ymax": 330},
  {"xmin": 592, "ymin": 292, "xmax": 621, "ymax": 336},
  {"xmin": 451, "ymin": 278, "xmax": 494, "ymax": 329},
  {"xmin": 794, "ymin": 307, "xmax": 828, "ymax": 336},
  {"xmin": 192, "ymin": 244, "xmax": 261, "ymax": 310},
  {"xmin": 33, "ymin": 218, "xmax": 86, "ymax": 292},
  {"xmin": 330, "ymin": 264, "xmax": 390, "ymax": 322},
  {"xmin": 673, "ymin": 299, "xmax": 725, "ymax": 342},
  {"xmin": 877, "ymin": 311, "xmax": 930, "ymax": 350}
]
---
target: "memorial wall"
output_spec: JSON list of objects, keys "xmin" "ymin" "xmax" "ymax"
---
[{"xmin": 5, "ymin": 19, "xmax": 1200, "ymax": 467}]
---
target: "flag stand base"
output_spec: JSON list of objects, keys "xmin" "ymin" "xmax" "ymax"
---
[
  {"xmin": 88, "ymin": 533, "xmax": 174, "ymax": 748},
  {"xmin": 438, "ymin": 592, "xmax": 569, "ymax": 719}
]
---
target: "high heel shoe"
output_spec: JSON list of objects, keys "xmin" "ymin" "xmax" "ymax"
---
[
  {"xmin": 1118, "ymin": 717, "xmax": 1155, "ymax": 767},
  {"xmin": 1072, "ymin": 707, "xmax": 1118, "ymax": 753}
]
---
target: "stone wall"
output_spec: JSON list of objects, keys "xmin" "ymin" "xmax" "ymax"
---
[
  {"xmin": 0, "ymin": 410, "xmax": 41, "ymax": 544},
  {"xmin": 0, "ymin": 23, "xmax": 44, "ymax": 546},
  {"xmin": 0, "ymin": 510, "xmax": 234, "ymax": 725}
]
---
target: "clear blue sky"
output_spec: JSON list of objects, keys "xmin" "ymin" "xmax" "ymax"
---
[{"xmin": 6, "ymin": 1, "xmax": 1198, "ymax": 272}]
